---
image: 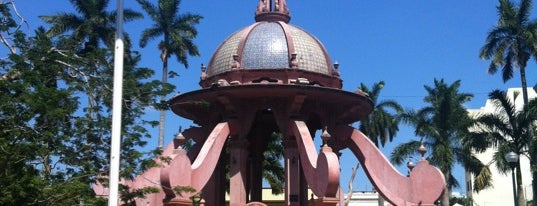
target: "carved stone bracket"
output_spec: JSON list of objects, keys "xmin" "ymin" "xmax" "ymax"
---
[
  {"xmin": 159, "ymin": 122, "xmax": 230, "ymax": 203},
  {"xmin": 290, "ymin": 120, "xmax": 340, "ymax": 198},
  {"xmin": 332, "ymin": 125, "xmax": 446, "ymax": 206}
]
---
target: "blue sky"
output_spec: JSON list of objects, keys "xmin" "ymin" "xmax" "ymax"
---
[{"xmin": 11, "ymin": 0, "xmax": 537, "ymax": 195}]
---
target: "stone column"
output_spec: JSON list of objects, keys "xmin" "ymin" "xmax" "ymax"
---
[
  {"xmin": 250, "ymin": 146, "xmax": 264, "ymax": 202},
  {"xmin": 229, "ymin": 137, "xmax": 249, "ymax": 206},
  {"xmin": 312, "ymin": 197, "xmax": 339, "ymax": 206},
  {"xmin": 285, "ymin": 136, "xmax": 300, "ymax": 206},
  {"xmin": 164, "ymin": 199, "xmax": 193, "ymax": 206},
  {"xmin": 299, "ymin": 167, "xmax": 308, "ymax": 206},
  {"xmin": 202, "ymin": 158, "xmax": 225, "ymax": 205}
]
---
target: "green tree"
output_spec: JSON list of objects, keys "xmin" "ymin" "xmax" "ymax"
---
[
  {"xmin": 1, "ymin": 32, "xmax": 161, "ymax": 205},
  {"xmin": 0, "ymin": 0, "xmax": 26, "ymax": 57},
  {"xmin": 481, "ymin": 0, "xmax": 537, "ymax": 203},
  {"xmin": 136, "ymin": 0, "xmax": 202, "ymax": 148},
  {"xmin": 358, "ymin": 81, "xmax": 403, "ymax": 147},
  {"xmin": 1, "ymin": 2, "xmax": 163, "ymax": 205},
  {"xmin": 0, "ymin": 27, "xmax": 106, "ymax": 206},
  {"xmin": 450, "ymin": 195, "xmax": 473, "ymax": 206},
  {"xmin": 390, "ymin": 79, "xmax": 476, "ymax": 206},
  {"xmin": 467, "ymin": 90, "xmax": 537, "ymax": 206},
  {"xmin": 262, "ymin": 132, "xmax": 285, "ymax": 194},
  {"xmin": 355, "ymin": 81, "xmax": 403, "ymax": 206},
  {"xmin": 480, "ymin": 0, "xmax": 537, "ymax": 105},
  {"xmin": 1, "ymin": 29, "xmax": 67, "ymax": 206},
  {"xmin": 39, "ymin": 0, "xmax": 144, "ymax": 133},
  {"xmin": 530, "ymin": 100, "xmax": 537, "ymax": 206}
]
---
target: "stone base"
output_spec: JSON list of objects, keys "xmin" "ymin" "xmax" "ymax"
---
[
  {"xmin": 164, "ymin": 198, "xmax": 206, "ymax": 206},
  {"xmin": 246, "ymin": 202, "xmax": 267, "ymax": 206},
  {"xmin": 309, "ymin": 197, "xmax": 339, "ymax": 206}
]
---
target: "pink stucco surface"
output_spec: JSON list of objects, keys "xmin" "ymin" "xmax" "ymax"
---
[{"xmin": 333, "ymin": 125, "xmax": 446, "ymax": 206}]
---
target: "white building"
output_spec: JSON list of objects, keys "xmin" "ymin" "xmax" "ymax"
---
[
  {"xmin": 466, "ymin": 88, "xmax": 536, "ymax": 206},
  {"xmin": 347, "ymin": 191, "xmax": 387, "ymax": 206}
]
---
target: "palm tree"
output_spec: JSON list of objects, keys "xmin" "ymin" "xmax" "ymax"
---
[
  {"xmin": 390, "ymin": 79, "xmax": 476, "ymax": 206},
  {"xmin": 467, "ymin": 90, "xmax": 537, "ymax": 206},
  {"xmin": 136, "ymin": 0, "xmax": 202, "ymax": 148},
  {"xmin": 40, "ymin": 0, "xmax": 143, "ymax": 123},
  {"xmin": 356, "ymin": 81, "xmax": 403, "ymax": 206},
  {"xmin": 40, "ymin": 0, "xmax": 142, "ymax": 52},
  {"xmin": 481, "ymin": 1, "xmax": 537, "ymax": 203},
  {"xmin": 480, "ymin": 0, "xmax": 537, "ymax": 105},
  {"xmin": 358, "ymin": 81, "xmax": 404, "ymax": 147},
  {"xmin": 530, "ymin": 100, "xmax": 537, "ymax": 204},
  {"xmin": 261, "ymin": 132, "xmax": 285, "ymax": 194}
]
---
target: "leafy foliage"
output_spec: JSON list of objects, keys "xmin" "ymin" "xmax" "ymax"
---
[
  {"xmin": 136, "ymin": 0, "xmax": 203, "ymax": 148},
  {"xmin": 480, "ymin": 0, "xmax": 537, "ymax": 104},
  {"xmin": 467, "ymin": 90, "xmax": 537, "ymax": 194},
  {"xmin": 39, "ymin": 0, "xmax": 142, "ymax": 51},
  {"xmin": 358, "ymin": 81, "xmax": 403, "ymax": 147},
  {"xmin": 480, "ymin": 1, "xmax": 537, "ymax": 200},
  {"xmin": 262, "ymin": 132, "xmax": 285, "ymax": 195},
  {"xmin": 0, "ymin": 1, "xmax": 166, "ymax": 205},
  {"xmin": 390, "ymin": 79, "xmax": 478, "ymax": 206},
  {"xmin": 450, "ymin": 195, "xmax": 473, "ymax": 206}
]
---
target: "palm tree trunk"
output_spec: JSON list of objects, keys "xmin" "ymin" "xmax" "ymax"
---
[
  {"xmin": 520, "ymin": 66, "xmax": 529, "ymax": 105},
  {"xmin": 441, "ymin": 171, "xmax": 450, "ymax": 206},
  {"xmin": 517, "ymin": 66, "xmax": 537, "ymax": 206},
  {"xmin": 158, "ymin": 58, "xmax": 168, "ymax": 148},
  {"xmin": 521, "ymin": 64, "xmax": 537, "ymax": 206},
  {"xmin": 441, "ymin": 185, "xmax": 449, "ymax": 206}
]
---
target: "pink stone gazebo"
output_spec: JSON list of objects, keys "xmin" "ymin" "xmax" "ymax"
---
[{"xmin": 96, "ymin": 1, "xmax": 446, "ymax": 205}]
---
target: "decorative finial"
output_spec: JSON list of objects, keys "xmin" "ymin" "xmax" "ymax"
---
[
  {"xmin": 290, "ymin": 53, "xmax": 298, "ymax": 69},
  {"xmin": 255, "ymin": 0, "xmax": 291, "ymax": 23},
  {"xmin": 333, "ymin": 61, "xmax": 340, "ymax": 76},
  {"xmin": 407, "ymin": 157, "xmax": 415, "ymax": 171},
  {"xmin": 333, "ymin": 61, "xmax": 339, "ymax": 70},
  {"xmin": 200, "ymin": 63, "xmax": 207, "ymax": 80},
  {"xmin": 174, "ymin": 126, "xmax": 186, "ymax": 150},
  {"xmin": 321, "ymin": 126, "xmax": 331, "ymax": 146},
  {"xmin": 231, "ymin": 54, "xmax": 240, "ymax": 69},
  {"xmin": 418, "ymin": 141, "xmax": 427, "ymax": 160}
]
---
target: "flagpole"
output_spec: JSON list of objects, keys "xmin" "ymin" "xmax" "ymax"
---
[{"xmin": 108, "ymin": 0, "xmax": 124, "ymax": 205}]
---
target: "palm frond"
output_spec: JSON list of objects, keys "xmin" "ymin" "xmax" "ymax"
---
[
  {"xmin": 498, "ymin": 0, "xmax": 517, "ymax": 24},
  {"xmin": 357, "ymin": 81, "xmax": 402, "ymax": 147},
  {"xmin": 39, "ymin": 13, "xmax": 83, "ymax": 38},
  {"xmin": 466, "ymin": 131, "xmax": 494, "ymax": 153},
  {"xmin": 502, "ymin": 50, "xmax": 516, "ymax": 81},
  {"xmin": 492, "ymin": 145, "xmax": 514, "ymax": 175},
  {"xmin": 139, "ymin": 27, "xmax": 163, "ymax": 48},
  {"xmin": 136, "ymin": 0, "xmax": 160, "ymax": 21},
  {"xmin": 473, "ymin": 165, "xmax": 493, "ymax": 192},
  {"xmin": 448, "ymin": 173, "xmax": 460, "ymax": 189},
  {"xmin": 390, "ymin": 140, "xmax": 421, "ymax": 165},
  {"xmin": 517, "ymin": 0, "xmax": 533, "ymax": 24}
]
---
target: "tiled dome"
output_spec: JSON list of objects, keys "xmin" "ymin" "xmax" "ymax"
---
[
  {"xmin": 207, "ymin": 21, "xmax": 333, "ymax": 76},
  {"xmin": 199, "ymin": 1, "xmax": 341, "ymax": 89}
]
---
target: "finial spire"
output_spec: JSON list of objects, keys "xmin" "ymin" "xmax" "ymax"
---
[{"xmin": 255, "ymin": 0, "xmax": 290, "ymax": 23}]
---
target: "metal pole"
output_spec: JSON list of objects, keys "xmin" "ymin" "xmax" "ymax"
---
[
  {"xmin": 511, "ymin": 167, "xmax": 518, "ymax": 206},
  {"xmin": 108, "ymin": 0, "xmax": 124, "ymax": 206}
]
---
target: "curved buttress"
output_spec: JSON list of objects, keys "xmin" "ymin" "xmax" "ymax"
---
[{"xmin": 333, "ymin": 125, "xmax": 446, "ymax": 206}]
